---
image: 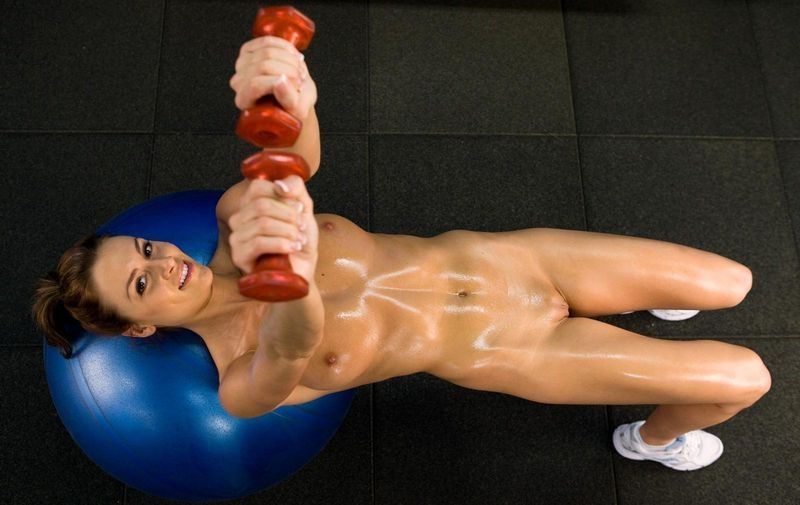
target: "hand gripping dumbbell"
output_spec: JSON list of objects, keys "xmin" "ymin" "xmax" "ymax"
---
[
  {"xmin": 235, "ymin": 6, "xmax": 315, "ymax": 302},
  {"xmin": 237, "ymin": 151, "xmax": 312, "ymax": 302},
  {"xmin": 235, "ymin": 6, "xmax": 315, "ymax": 148}
]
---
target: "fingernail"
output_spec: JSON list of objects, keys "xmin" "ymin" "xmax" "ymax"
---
[
  {"xmin": 295, "ymin": 240, "xmax": 303, "ymax": 251},
  {"xmin": 275, "ymin": 180, "xmax": 289, "ymax": 193},
  {"xmin": 294, "ymin": 201, "xmax": 304, "ymax": 213},
  {"xmin": 297, "ymin": 53, "xmax": 305, "ymax": 61}
]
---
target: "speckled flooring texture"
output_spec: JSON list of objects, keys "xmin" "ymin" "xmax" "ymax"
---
[{"xmin": 2, "ymin": 1, "xmax": 798, "ymax": 504}]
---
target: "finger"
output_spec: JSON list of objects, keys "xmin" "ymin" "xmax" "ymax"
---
[
  {"xmin": 249, "ymin": 58, "xmax": 304, "ymax": 86},
  {"xmin": 239, "ymin": 196, "xmax": 299, "ymax": 227},
  {"xmin": 249, "ymin": 46, "xmax": 305, "ymax": 74},
  {"xmin": 238, "ymin": 36, "xmax": 300, "ymax": 59},
  {"xmin": 233, "ymin": 235, "xmax": 301, "ymax": 273},
  {"xmin": 294, "ymin": 79, "xmax": 317, "ymax": 123},
  {"xmin": 273, "ymin": 175, "xmax": 309, "ymax": 203},
  {"xmin": 241, "ymin": 178, "xmax": 279, "ymax": 203},
  {"xmin": 237, "ymin": 215, "xmax": 303, "ymax": 244},
  {"xmin": 275, "ymin": 177, "xmax": 313, "ymax": 229},
  {"xmin": 237, "ymin": 37, "xmax": 303, "ymax": 72},
  {"xmin": 272, "ymin": 76, "xmax": 301, "ymax": 114},
  {"xmin": 237, "ymin": 74, "xmax": 299, "ymax": 111},
  {"xmin": 235, "ymin": 181, "xmax": 297, "ymax": 220}
]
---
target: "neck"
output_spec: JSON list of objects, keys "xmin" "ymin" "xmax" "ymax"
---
[{"xmin": 184, "ymin": 270, "xmax": 260, "ymax": 338}]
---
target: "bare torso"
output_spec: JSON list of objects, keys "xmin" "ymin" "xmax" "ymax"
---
[{"xmin": 206, "ymin": 214, "xmax": 570, "ymax": 406}]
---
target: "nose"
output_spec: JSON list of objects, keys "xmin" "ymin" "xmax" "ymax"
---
[{"xmin": 158, "ymin": 257, "xmax": 178, "ymax": 280}]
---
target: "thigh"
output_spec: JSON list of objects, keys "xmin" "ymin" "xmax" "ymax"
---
[
  {"xmin": 504, "ymin": 228, "xmax": 752, "ymax": 318},
  {"xmin": 460, "ymin": 317, "xmax": 769, "ymax": 406}
]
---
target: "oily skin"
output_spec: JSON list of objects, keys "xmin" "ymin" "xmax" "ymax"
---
[{"xmin": 90, "ymin": 224, "xmax": 761, "ymax": 422}]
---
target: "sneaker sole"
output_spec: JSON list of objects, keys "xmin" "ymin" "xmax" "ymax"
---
[{"xmin": 648, "ymin": 309, "xmax": 700, "ymax": 321}]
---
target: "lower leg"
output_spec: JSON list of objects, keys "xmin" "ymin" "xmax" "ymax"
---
[{"xmin": 638, "ymin": 401, "xmax": 748, "ymax": 445}]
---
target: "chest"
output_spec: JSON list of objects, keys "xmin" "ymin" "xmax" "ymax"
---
[{"xmin": 217, "ymin": 213, "xmax": 381, "ymax": 389}]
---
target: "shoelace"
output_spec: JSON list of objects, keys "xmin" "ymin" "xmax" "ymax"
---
[{"xmin": 672, "ymin": 432, "xmax": 701, "ymax": 459}]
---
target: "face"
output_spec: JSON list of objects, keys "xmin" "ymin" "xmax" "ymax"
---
[{"xmin": 91, "ymin": 236, "xmax": 212, "ymax": 336}]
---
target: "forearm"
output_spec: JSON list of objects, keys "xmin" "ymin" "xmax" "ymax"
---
[
  {"xmin": 258, "ymin": 280, "xmax": 325, "ymax": 360},
  {"xmin": 267, "ymin": 106, "xmax": 320, "ymax": 178}
]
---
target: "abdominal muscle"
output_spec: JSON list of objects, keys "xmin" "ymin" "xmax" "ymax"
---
[{"xmin": 271, "ymin": 216, "xmax": 568, "ymax": 407}]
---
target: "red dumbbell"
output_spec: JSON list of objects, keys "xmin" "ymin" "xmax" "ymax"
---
[
  {"xmin": 237, "ymin": 151, "xmax": 311, "ymax": 302},
  {"xmin": 235, "ymin": 6, "xmax": 315, "ymax": 148}
]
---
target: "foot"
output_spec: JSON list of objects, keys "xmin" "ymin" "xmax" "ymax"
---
[
  {"xmin": 648, "ymin": 309, "xmax": 700, "ymax": 321},
  {"xmin": 613, "ymin": 420, "xmax": 724, "ymax": 471},
  {"xmin": 638, "ymin": 424, "xmax": 677, "ymax": 446}
]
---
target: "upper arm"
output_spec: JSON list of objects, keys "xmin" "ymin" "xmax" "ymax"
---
[
  {"xmin": 218, "ymin": 348, "xmax": 309, "ymax": 418},
  {"xmin": 216, "ymin": 179, "xmax": 250, "ymax": 229}
]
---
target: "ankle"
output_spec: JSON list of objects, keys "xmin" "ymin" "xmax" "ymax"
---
[{"xmin": 638, "ymin": 423, "xmax": 677, "ymax": 446}]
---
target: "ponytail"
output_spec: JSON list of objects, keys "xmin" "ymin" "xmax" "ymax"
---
[
  {"xmin": 32, "ymin": 234, "xmax": 134, "ymax": 359},
  {"xmin": 32, "ymin": 271, "xmax": 76, "ymax": 358}
]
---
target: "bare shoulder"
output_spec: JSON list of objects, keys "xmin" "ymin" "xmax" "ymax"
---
[
  {"xmin": 218, "ymin": 349, "xmax": 336, "ymax": 416},
  {"xmin": 217, "ymin": 350, "xmax": 269, "ymax": 418},
  {"xmin": 216, "ymin": 179, "xmax": 250, "ymax": 225}
]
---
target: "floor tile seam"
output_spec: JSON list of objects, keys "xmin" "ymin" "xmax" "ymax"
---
[
  {"xmin": 769, "ymin": 140, "xmax": 800, "ymax": 282},
  {"xmin": 1, "ymin": 130, "xmax": 797, "ymax": 142},
  {"xmin": 0, "ymin": 130, "xmax": 370, "ymax": 137},
  {"xmin": 561, "ymin": 1, "xmax": 617, "ymax": 497},
  {"xmin": 744, "ymin": 0, "xmax": 779, "ymax": 141},
  {"xmin": 145, "ymin": 0, "xmax": 168, "ymax": 203},
  {"xmin": 743, "ymin": 2, "xmax": 800, "ymax": 285},
  {"xmin": 557, "ymin": 0, "xmax": 588, "ymax": 233},
  {"xmin": 368, "ymin": 132, "xmax": 782, "ymax": 142},
  {"xmin": 0, "ymin": 130, "xmax": 153, "ymax": 135}
]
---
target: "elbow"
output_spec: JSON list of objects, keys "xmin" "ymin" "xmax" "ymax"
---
[
  {"xmin": 220, "ymin": 399, "xmax": 276, "ymax": 420},
  {"xmin": 308, "ymin": 159, "xmax": 320, "ymax": 180},
  {"xmin": 219, "ymin": 389, "xmax": 279, "ymax": 419},
  {"xmin": 223, "ymin": 406, "xmax": 271, "ymax": 420}
]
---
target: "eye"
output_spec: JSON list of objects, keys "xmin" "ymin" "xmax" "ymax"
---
[
  {"xmin": 136, "ymin": 241, "xmax": 154, "ymax": 296},
  {"xmin": 136, "ymin": 276, "xmax": 146, "ymax": 296}
]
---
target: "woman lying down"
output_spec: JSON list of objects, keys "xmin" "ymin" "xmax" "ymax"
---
[{"xmin": 34, "ymin": 35, "xmax": 771, "ymax": 472}]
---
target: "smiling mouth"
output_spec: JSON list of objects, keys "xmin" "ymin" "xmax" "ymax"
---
[{"xmin": 179, "ymin": 261, "xmax": 192, "ymax": 290}]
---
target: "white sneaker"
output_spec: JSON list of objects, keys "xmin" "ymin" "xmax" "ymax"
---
[
  {"xmin": 648, "ymin": 309, "xmax": 700, "ymax": 321},
  {"xmin": 613, "ymin": 420, "xmax": 724, "ymax": 471}
]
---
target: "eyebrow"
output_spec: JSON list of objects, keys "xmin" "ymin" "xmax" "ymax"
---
[{"xmin": 126, "ymin": 237, "xmax": 141, "ymax": 301}]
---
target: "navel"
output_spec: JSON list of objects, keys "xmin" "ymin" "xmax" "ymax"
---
[
  {"xmin": 325, "ymin": 352, "xmax": 338, "ymax": 366},
  {"xmin": 457, "ymin": 290, "xmax": 469, "ymax": 298},
  {"xmin": 323, "ymin": 221, "xmax": 335, "ymax": 231}
]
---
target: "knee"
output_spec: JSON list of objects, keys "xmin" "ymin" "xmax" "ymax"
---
[
  {"xmin": 719, "ymin": 263, "xmax": 753, "ymax": 307},
  {"xmin": 738, "ymin": 351, "xmax": 772, "ymax": 406}
]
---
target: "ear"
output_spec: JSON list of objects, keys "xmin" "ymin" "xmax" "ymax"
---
[{"xmin": 122, "ymin": 324, "xmax": 157, "ymax": 338}]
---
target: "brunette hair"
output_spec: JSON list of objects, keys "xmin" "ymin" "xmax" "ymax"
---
[{"xmin": 31, "ymin": 233, "xmax": 134, "ymax": 359}]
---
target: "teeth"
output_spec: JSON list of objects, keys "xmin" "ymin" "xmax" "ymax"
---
[{"xmin": 179, "ymin": 263, "xmax": 188, "ymax": 288}]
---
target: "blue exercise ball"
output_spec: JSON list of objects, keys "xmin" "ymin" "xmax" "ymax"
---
[{"xmin": 43, "ymin": 190, "xmax": 354, "ymax": 502}]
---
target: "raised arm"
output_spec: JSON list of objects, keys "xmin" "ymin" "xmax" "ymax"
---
[
  {"xmin": 219, "ymin": 283, "xmax": 324, "ymax": 418},
  {"xmin": 229, "ymin": 35, "xmax": 321, "ymax": 178},
  {"xmin": 219, "ymin": 169, "xmax": 322, "ymax": 418}
]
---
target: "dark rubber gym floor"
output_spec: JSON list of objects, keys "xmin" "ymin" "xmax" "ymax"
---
[{"xmin": 2, "ymin": 1, "xmax": 799, "ymax": 504}]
